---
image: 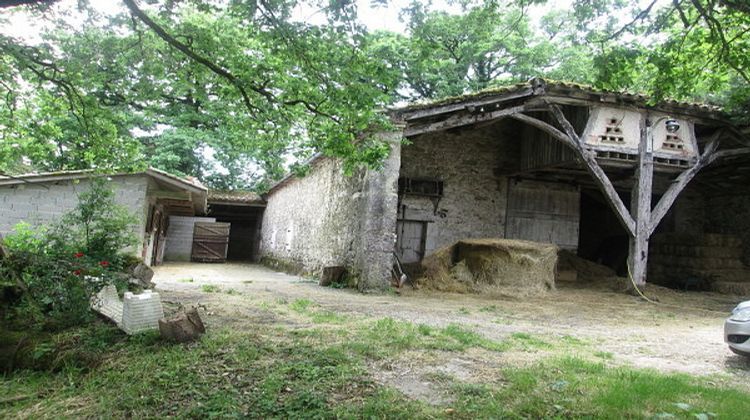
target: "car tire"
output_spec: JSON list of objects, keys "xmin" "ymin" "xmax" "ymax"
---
[{"xmin": 729, "ymin": 346, "xmax": 750, "ymax": 357}]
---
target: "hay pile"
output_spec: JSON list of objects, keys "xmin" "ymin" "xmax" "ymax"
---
[
  {"xmin": 417, "ymin": 238, "xmax": 557, "ymax": 297},
  {"xmin": 556, "ymin": 250, "xmax": 632, "ymax": 292}
]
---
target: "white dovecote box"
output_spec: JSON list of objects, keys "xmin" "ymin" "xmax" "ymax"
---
[
  {"xmin": 581, "ymin": 107, "xmax": 698, "ymax": 160},
  {"xmin": 582, "ymin": 106, "xmax": 641, "ymax": 152},
  {"xmin": 649, "ymin": 113, "xmax": 697, "ymax": 158}
]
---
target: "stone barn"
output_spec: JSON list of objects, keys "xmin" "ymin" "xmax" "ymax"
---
[
  {"xmin": 260, "ymin": 79, "xmax": 750, "ymax": 293},
  {"xmin": 0, "ymin": 168, "xmax": 209, "ymax": 266}
]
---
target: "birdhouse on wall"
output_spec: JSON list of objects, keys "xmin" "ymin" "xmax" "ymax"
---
[
  {"xmin": 580, "ymin": 107, "xmax": 698, "ymax": 161},
  {"xmin": 649, "ymin": 113, "xmax": 697, "ymax": 158},
  {"xmin": 581, "ymin": 107, "xmax": 641, "ymax": 152}
]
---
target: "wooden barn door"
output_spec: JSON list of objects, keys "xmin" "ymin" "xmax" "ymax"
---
[
  {"xmin": 191, "ymin": 222, "xmax": 231, "ymax": 262},
  {"xmin": 396, "ymin": 220, "xmax": 427, "ymax": 263},
  {"xmin": 505, "ymin": 180, "xmax": 580, "ymax": 250}
]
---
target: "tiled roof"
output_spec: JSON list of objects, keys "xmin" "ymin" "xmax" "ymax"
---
[
  {"xmin": 208, "ymin": 190, "xmax": 264, "ymax": 204},
  {"xmin": 392, "ymin": 78, "xmax": 724, "ymax": 117},
  {"xmin": 0, "ymin": 167, "xmax": 207, "ymax": 192}
]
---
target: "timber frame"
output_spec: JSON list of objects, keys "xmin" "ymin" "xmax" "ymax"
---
[{"xmin": 391, "ymin": 78, "xmax": 750, "ymax": 287}]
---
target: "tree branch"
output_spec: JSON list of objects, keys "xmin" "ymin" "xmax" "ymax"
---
[{"xmin": 122, "ymin": 0, "xmax": 266, "ymax": 116}]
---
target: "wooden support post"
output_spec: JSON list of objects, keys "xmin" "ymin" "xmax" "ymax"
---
[
  {"xmin": 648, "ymin": 132, "xmax": 721, "ymax": 235},
  {"xmin": 628, "ymin": 115, "xmax": 653, "ymax": 287},
  {"xmin": 545, "ymin": 104, "xmax": 636, "ymax": 236}
]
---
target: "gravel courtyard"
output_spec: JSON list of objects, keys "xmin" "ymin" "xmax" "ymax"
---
[{"xmin": 153, "ymin": 262, "xmax": 750, "ymax": 386}]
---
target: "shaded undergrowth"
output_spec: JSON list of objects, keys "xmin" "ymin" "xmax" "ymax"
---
[{"xmin": 2, "ymin": 297, "xmax": 749, "ymax": 419}]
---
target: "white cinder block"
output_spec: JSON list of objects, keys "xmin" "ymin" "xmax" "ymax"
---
[
  {"xmin": 91, "ymin": 286, "xmax": 164, "ymax": 335},
  {"xmin": 121, "ymin": 289, "xmax": 164, "ymax": 335},
  {"xmin": 91, "ymin": 284, "xmax": 124, "ymax": 324}
]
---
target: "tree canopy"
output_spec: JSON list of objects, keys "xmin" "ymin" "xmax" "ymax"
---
[{"xmin": 0, "ymin": 0, "xmax": 748, "ymax": 189}]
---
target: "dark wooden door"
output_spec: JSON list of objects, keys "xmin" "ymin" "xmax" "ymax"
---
[{"xmin": 191, "ymin": 222, "xmax": 231, "ymax": 262}]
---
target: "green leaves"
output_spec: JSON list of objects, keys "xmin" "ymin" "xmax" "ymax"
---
[{"xmin": 1, "ymin": 1, "xmax": 399, "ymax": 189}]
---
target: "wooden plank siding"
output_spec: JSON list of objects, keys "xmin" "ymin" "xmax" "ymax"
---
[
  {"xmin": 191, "ymin": 222, "xmax": 231, "ymax": 262},
  {"xmin": 505, "ymin": 180, "xmax": 580, "ymax": 250}
]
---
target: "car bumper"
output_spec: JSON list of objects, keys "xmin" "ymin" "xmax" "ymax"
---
[{"xmin": 725, "ymin": 319, "xmax": 750, "ymax": 354}]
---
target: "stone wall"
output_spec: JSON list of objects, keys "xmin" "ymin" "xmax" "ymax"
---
[
  {"xmin": 261, "ymin": 133, "xmax": 402, "ymax": 291},
  {"xmin": 705, "ymin": 192, "xmax": 750, "ymax": 266},
  {"xmin": 260, "ymin": 157, "xmax": 366, "ymax": 276},
  {"xmin": 0, "ymin": 175, "xmax": 149, "ymax": 253},
  {"xmin": 399, "ymin": 122, "xmax": 519, "ymax": 255}
]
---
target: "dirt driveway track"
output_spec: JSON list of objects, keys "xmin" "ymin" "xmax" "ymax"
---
[{"xmin": 153, "ymin": 262, "xmax": 750, "ymax": 385}]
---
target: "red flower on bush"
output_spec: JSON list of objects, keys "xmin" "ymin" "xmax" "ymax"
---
[
  {"xmin": 99, "ymin": 261, "xmax": 109, "ymax": 267},
  {"xmin": 73, "ymin": 270, "xmax": 82, "ymax": 276},
  {"xmin": 74, "ymin": 252, "xmax": 84, "ymax": 258}
]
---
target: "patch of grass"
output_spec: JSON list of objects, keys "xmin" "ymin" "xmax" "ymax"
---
[
  {"xmin": 200, "ymin": 284, "xmax": 220, "ymax": 293},
  {"xmin": 310, "ymin": 311, "xmax": 348, "ymax": 324},
  {"xmin": 257, "ymin": 301, "xmax": 275, "ymax": 311},
  {"xmin": 509, "ymin": 332, "xmax": 552, "ymax": 350},
  {"xmin": 594, "ymin": 351, "xmax": 614, "ymax": 360},
  {"xmin": 450, "ymin": 356, "xmax": 750, "ymax": 418},
  {"xmin": 4, "ymin": 302, "xmax": 750, "ymax": 419},
  {"xmin": 224, "ymin": 288, "xmax": 241, "ymax": 295},
  {"xmin": 492, "ymin": 317, "xmax": 511, "ymax": 325},
  {"xmin": 560, "ymin": 335, "xmax": 587, "ymax": 346},
  {"xmin": 478, "ymin": 304, "xmax": 498, "ymax": 313},
  {"xmin": 457, "ymin": 307, "xmax": 471, "ymax": 315},
  {"xmin": 441, "ymin": 324, "xmax": 508, "ymax": 352},
  {"xmin": 0, "ymin": 324, "xmax": 439, "ymax": 419},
  {"xmin": 178, "ymin": 278, "xmax": 194, "ymax": 283},
  {"xmin": 346, "ymin": 318, "xmax": 508, "ymax": 357},
  {"xmin": 289, "ymin": 298, "xmax": 313, "ymax": 313}
]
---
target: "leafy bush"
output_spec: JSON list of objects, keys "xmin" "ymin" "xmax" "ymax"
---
[{"xmin": 0, "ymin": 177, "xmax": 137, "ymax": 330}]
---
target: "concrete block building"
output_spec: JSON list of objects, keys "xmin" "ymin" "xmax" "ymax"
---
[{"xmin": 0, "ymin": 168, "xmax": 208, "ymax": 266}]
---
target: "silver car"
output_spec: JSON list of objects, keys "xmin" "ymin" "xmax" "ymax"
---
[{"xmin": 725, "ymin": 301, "xmax": 750, "ymax": 357}]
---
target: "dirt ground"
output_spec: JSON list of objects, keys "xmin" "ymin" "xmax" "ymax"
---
[{"xmin": 152, "ymin": 262, "xmax": 750, "ymax": 387}]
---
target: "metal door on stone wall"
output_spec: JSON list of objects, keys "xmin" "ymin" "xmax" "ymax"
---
[
  {"xmin": 396, "ymin": 220, "xmax": 427, "ymax": 263},
  {"xmin": 191, "ymin": 222, "xmax": 231, "ymax": 262},
  {"xmin": 505, "ymin": 180, "xmax": 580, "ymax": 250}
]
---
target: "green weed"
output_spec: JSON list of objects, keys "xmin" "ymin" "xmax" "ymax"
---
[
  {"xmin": 289, "ymin": 298, "xmax": 313, "ymax": 313},
  {"xmin": 201, "ymin": 284, "xmax": 220, "ymax": 293}
]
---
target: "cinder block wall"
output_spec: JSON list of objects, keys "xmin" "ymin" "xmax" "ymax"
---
[
  {"xmin": 260, "ymin": 157, "xmax": 366, "ymax": 275},
  {"xmin": 0, "ymin": 175, "xmax": 149, "ymax": 253}
]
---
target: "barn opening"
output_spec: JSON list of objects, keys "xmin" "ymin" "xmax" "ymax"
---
[
  {"xmin": 394, "ymin": 82, "xmax": 749, "ymax": 293},
  {"xmin": 207, "ymin": 191, "xmax": 265, "ymax": 262}
]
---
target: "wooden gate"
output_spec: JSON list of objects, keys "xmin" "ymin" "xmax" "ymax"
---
[{"xmin": 191, "ymin": 222, "xmax": 231, "ymax": 263}]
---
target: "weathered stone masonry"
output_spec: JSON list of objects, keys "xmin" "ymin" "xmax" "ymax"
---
[
  {"xmin": 260, "ymin": 133, "xmax": 402, "ymax": 290},
  {"xmin": 260, "ymin": 157, "xmax": 367, "ymax": 275},
  {"xmin": 399, "ymin": 123, "xmax": 516, "ymax": 255}
]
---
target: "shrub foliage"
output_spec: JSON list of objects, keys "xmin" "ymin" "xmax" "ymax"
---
[{"xmin": 1, "ymin": 177, "xmax": 137, "ymax": 330}]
